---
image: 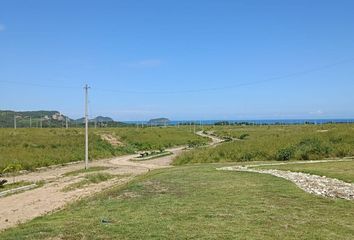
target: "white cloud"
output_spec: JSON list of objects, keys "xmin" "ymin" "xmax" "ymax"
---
[
  {"xmin": 0, "ymin": 24, "xmax": 5, "ymax": 32},
  {"xmin": 309, "ymin": 110, "xmax": 324, "ymax": 115}
]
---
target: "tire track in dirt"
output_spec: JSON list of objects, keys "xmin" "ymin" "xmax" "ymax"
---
[{"xmin": 0, "ymin": 132, "xmax": 222, "ymax": 231}]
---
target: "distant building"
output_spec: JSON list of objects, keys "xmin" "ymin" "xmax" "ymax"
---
[{"xmin": 52, "ymin": 113, "xmax": 65, "ymax": 121}]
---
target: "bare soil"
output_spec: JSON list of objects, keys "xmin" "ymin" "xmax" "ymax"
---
[
  {"xmin": 100, "ymin": 133, "xmax": 123, "ymax": 146},
  {"xmin": 0, "ymin": 132, "xmax": 220, "ymax": 231}
]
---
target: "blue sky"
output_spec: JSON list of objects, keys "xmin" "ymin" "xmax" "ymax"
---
[{"xmin": 1, "ymin": 0, "xmax": 354, "ymax": 120}]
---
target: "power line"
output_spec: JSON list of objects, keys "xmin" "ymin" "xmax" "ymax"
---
[
  {"xmin": 1, "ymin": 57, "xmax": 353, "ymax": 95},
  {"xmin": 94, "ymin": 57, "xmax": 354, "ymax": 94},
  {"xmin": 0, "ymin": 80, "xmax": 81, "ymax": 89}
]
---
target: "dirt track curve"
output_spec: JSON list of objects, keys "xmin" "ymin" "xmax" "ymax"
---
[{"xmin": 0, "ymin": 131, "xmax": 221, "ymax": 231}]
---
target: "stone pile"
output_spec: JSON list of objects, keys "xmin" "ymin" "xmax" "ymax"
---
[{"xmin": 219, "ymin": 165, "xmax": 354, "ymax": 200}]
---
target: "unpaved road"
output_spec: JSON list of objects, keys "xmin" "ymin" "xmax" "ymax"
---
[{"xmin": 0, "ymin": 132, "xmax": 221, "ymax": 231}]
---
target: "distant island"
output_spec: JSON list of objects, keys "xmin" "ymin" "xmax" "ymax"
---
[
  {"xmin": 73, "ymin": 116, "xmax": 114, "ymax": 124},
  {"xmin": 148, "ymin": 118, "xmax": 170, "ymax": 126}
]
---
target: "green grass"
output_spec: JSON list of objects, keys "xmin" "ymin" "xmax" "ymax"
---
[
  {"xmin": 0, "ymin": 127, "xmax": 207, "ymax": 172},
  {"xmin": 62, "ymin": 173, "xmax": 115, "ymax": 192},
  {"xmin": 256, "ymin": 160, "xmax": 354, "ymax": 183},
  {"xmin": 174, "ymin": 124, "xmax": 354, "ymax": 165},
  {"xmin": 0, "ymin": 128, "xmax": 131, "ymax": 172},
  {"xmin": 63, "ymin": 167, "xmax": 110, "ymax": 177},
  {"xmin": 0, "ymin": 181, "xmax": 33, "ymax": 193},
  {"xmin": 96, "ymin": 126, "xmax": 209, "ymax": 150},
  {"xmin": 2, "ymin": 165, "xmax": 354, "ymax": 239}
]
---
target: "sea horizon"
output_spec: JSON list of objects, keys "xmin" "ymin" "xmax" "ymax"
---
[{"xmin": 123, "ymin": 118, "xmax": 354, "ymax": 125}]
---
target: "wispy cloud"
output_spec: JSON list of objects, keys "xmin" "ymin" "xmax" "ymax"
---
[
  {"xmin": 309, "ymin": 110, "xmax": 324, "ymax": 115},
  {"xmin": 0, "ymin": 24, "xmax": 5, "ymax": 32},
  {"xmin": 124, "ymin": 59, "xmax": 162, "ymax": 68}
]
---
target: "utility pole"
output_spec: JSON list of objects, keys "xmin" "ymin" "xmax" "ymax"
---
[
  {"xmin": 40, "ymin": 117, "xmax": 43, "ymax": 128},
  {"xmin": 66, "ymin": 117, "xmax": 69, "ymax": 129},
  {"xmin": 14, "ymin": 115, "xmax": 17, "ymax": 129},
  {"xmin": 84, "ymin": 84, "xmax": 90, "ymax": 170},
  {"xmin": 29, "ymin": 116, "xmax": 32, "ymax": 128}
]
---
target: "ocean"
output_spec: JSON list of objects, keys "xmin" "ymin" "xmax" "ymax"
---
[{"xmin": 124, "ymin": 119, "xmax": 354, "ymax": 126}]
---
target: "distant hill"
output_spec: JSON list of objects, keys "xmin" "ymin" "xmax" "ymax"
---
[
  {"xmin": 0, "ymin": 110, "xmax": 128, "ymax": 128},
  {"xmin": 0, "ymin": 110, "xmax": 70, "ymax": 128},
  {"xmin": 74, "ymin": 116, "xmax": 127, "ymax": 127},
  {"xmin": 72, "ymin": 116, "xmax": 114, "ymax": 123},
  {"xmin": 148, "ymin": 118, "xmax": 170, "ymax": 126},
  {"xmin": 94, "ymin": 116, "xmax": 114, "ymax": 122}
]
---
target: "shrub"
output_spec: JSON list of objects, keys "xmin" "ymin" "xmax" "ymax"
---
[
  {"xmin": 239, "ymin": 133, "xmax": 249, "ymax": 140},
  {"xmin": 241, "ymin": 152, "xmax": 254, "ymax": 161},
  {"xmin": 276, "ymin": 147, "xmax": 294, "ymax": 161},
  {"xmin": 295, "ymin": 138, "xmax": 331, "ymax": 159},
  {"xmin": 187, "ymin": 140, "xmax": 204, "ymax": 148}
]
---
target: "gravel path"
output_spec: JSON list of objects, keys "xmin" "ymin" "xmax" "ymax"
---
[{"xmin": 219, "ymin": 161, "xmax": 354, "ymax": 200}]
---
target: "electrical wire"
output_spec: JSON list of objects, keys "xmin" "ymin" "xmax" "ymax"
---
[
  {"xmin": 1, "ymin": 57, "xmax": 353, "ymax": 95},
  {"xmin": 94, "ymin": 57, "xmax": 354, "ymax": 94}
]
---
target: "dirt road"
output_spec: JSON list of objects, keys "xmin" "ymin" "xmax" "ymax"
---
[{"xmin": 0, "ymin": 132, "xmax": 221, "ymax": 231}]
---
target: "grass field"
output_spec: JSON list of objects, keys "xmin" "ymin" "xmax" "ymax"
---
[
  {"xmin": 1, "ymin": 164, "xmax": 353, "ymax": 239},
  {"xmin": 0, "ymin": 128, "xmax": 127, "ymax": 172},
  {"xmin": 174, "ymin": 124, "xmax": 354, "ymax": 165},
  {"xmin": 96, "ymin": 127, "xmax": 208, "ymax": 150},
  {"xmin": 0, "ymin": 127, "xmax": 207, "ymax": 172},
  {"xmin": 256, "ymin": 160, "xmax": 354, "ymax": 183}
]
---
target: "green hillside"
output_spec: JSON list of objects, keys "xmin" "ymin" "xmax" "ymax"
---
[
  {"xmin": 0, "ymin": 110, "xmax": 128, "ymax": 128},
  {"xmin": 0, "ymin": 110, "xmax": 68, "ymax": 128}
]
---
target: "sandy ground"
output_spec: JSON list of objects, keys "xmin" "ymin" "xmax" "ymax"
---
[{"xmin": 0, "ymin": 132, "xmax": 221, "ymax": 231}]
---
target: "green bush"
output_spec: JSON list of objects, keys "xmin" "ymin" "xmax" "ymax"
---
[
  {"xmin": 276, "ymin": 147, "xmax": 294, "ymax": 161},
  {"xmin": 239, "ymin": 133, "xmax": 249, "ymax": 140}
]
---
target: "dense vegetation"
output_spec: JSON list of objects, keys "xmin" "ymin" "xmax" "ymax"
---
[
  {"xmin": 0, "ymin": 129, "xmax": 126, "ymax": 171},
  {"xmin": 0, "ymin": 127, "xmax": 207, "ymax": 171},
  {"xmin": 1, "ymin": 165, "xmax": 353, "ymax": 239},
  {"xmin": 174, "ymin": 124, "xmax": 354, "ymax": 165}
]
